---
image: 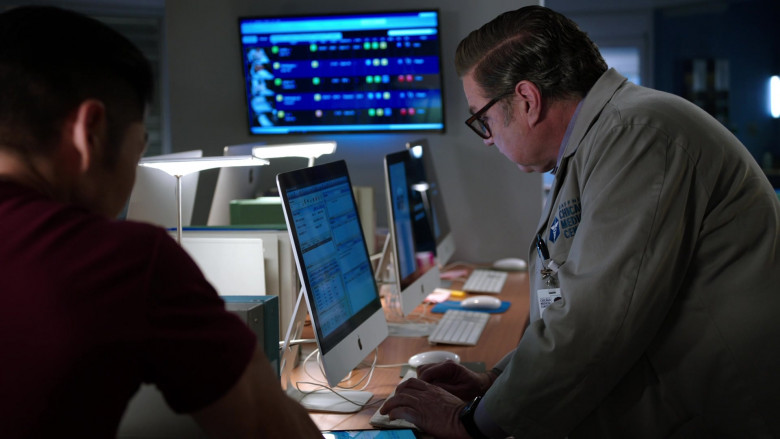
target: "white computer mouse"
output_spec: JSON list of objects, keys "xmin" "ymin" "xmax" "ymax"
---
[
  {"xmin": 492, "ymin": 257, "xmax": 527, "ymax": 271},
  {"xmin": 408, "ymin": 350, "xmax": 460, "ymax": 367},
  {"xmin": 460, "ymin": 295, "xmax": 502, "ymax": 310}
]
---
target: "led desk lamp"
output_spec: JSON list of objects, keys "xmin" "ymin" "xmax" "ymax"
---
[
  {"xmin": 137, "ymin": 155, "xmax": 269, "ymax": 244},
  {"xmin": 252, "ymin": 141, "xmax": 337, "ymax": 167}
]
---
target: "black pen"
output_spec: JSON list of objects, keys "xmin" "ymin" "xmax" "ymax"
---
[{"xmin": 535, "ymin": 234, "xmax": 550, "ymax": 261}]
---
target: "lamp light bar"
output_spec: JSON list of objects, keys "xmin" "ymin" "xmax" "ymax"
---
[
  {"xmin": 138, "ymin": 155, "xmax": 269, "ymax": 177},
  {"xmin": 252, "ymin": 141, "xmax": 337, "ymax": 167}
]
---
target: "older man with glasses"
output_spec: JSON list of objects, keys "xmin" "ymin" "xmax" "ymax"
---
[{"xmin": 381, "ymin": 5, "xmax": 780, "ymax": 439}]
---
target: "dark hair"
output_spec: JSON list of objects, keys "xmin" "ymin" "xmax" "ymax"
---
[
  {"xmin": 0, "ymin": 6, "xmax": 153, "ymax": 165},
  {"xmin": 455, "ymin": 5, "xmax": 607, "ymax": 102}
]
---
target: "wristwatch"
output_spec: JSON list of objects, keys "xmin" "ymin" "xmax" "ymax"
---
[{"xmin": 459, "ymin": 396, "xmax": 489, "ymax": 439}]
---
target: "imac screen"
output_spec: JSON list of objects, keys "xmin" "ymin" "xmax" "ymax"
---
[
  {"xmin": 277, "ymin": 160, "xmax": 387, "ymax": 386},
  {"xmin": 406, "ymin": 138, "xmax": 455, "ymax": 265},
  {"xmin": 384, "ymin": 150, "xmax": 440, "ymax": 316},
  {"xmin": 238, "ymin": 10, "xmax": 445, "ymax": 135}
]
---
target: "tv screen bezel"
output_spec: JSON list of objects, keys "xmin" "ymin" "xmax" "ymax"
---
[{"xmin": 237, "ymin": 8, "xmax": 447, "ymax": 136}]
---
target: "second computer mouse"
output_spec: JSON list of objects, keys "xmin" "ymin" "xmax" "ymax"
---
[
  {"xmin": 460, "ymin": 295, "xmax": 502, "ymax": 310},
  {"xmin": 492, "ymin": 257, "xmax": 527, "ymax": 271}
]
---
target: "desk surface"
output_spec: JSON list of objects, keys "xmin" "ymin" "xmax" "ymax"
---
[{"xmin": 288, "ymin": 267, "xmax": 530, "ymax": 431}]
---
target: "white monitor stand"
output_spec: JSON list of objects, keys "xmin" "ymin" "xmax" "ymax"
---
[
  {"xmin": 279, "ymin": 288, "xmax": 374, "ymax": 414},
  {"xmin": 374, "ymin": 233, "xmax": 440, "ymax": 337}
]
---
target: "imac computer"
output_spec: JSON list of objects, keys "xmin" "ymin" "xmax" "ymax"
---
[
  {"xmin": 277, "ymin": 160, "xmax": 388, "ymax": 410},
  {"xmin": 405, "ymin": 138, "xmax": 455, "ymax": 266},
  {"xmin": 207, "ymin": 143, "xmax": 266, "ymax": 226},
  {"xmin": 381, "ymin": 149, "xmax": 440, "ymax": 317}
]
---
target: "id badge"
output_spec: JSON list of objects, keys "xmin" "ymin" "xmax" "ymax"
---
[{"xmin": 537, "ymin": 288, "xmax": 562, "ymax": 316}]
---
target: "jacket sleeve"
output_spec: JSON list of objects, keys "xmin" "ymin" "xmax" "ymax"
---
[{"xmin": 482, "ymin": 121, "xmax": 706, "ymax": 437}]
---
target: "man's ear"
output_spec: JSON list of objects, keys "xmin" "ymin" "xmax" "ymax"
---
[
  {"xmin": 69, "ymin": 99, "xmax": 107, "ymax": 173},
  {"xmin": 515, "ymin": 80, "xmax": 542, "ymax": 126}
]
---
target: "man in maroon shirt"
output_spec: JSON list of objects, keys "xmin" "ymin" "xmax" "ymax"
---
[{"xmin": 0, "ymin": 6, "xmax": 321, "ymax": 438}]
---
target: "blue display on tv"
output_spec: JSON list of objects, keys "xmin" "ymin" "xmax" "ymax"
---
[{"xmin": 238, "ymin": 10, "xmax": 445, "ymax": 135}]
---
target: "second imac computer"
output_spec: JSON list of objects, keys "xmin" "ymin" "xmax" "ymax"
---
[
  {"xmin": 207, "ymin": 143, "xmax": 266, "ymax": 226},
  {"xmin": 406, "ymin": 138, "xmax": 455, "ymax": 267},
  {"xmin": 277, "ymin": 160, "xmax": 387, "ymax": 409},
  {"xmin": 382, "ymin": 149, "xmax": 441, "ymax": 317}
]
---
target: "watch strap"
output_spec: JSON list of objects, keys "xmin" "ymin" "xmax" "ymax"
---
[{"xmin": 459, "ymin": 396, "xmax": 489, "ymax": 439}]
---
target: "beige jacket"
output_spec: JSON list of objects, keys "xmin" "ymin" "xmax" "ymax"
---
[{"xmin": 485, "ymin": 69, "xmax": 780, "ymax": 438}]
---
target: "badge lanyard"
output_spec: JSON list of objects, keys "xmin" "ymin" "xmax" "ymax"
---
[{"xmin": 536, "ymin": 234, "xmax": 561, "ymax": 315}]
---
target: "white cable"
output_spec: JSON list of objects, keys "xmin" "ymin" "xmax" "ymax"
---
[
  {"xmin": 293, "ymin": 347, "xmax": 381, "ymax": 408},
  {"xmin": 336, "ymin": 349, "xmax": 378, "ymax": 391}
]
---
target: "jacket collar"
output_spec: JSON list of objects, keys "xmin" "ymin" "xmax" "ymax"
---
[
  {"xmin": 536, "ymin": 68, "xmax": 628, "ymax": 234},
  {"xmin": 563, "ymin": 69, "xmax": 626, "ymax": 162},
  {"xmin": 561, "ymin": 68, "xmax": 627, "ymax": 162}
]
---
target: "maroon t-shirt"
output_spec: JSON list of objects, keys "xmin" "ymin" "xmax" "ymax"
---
[{"xmin": 0, "ymin": 181, "xmax": 256, "ymax": 438}]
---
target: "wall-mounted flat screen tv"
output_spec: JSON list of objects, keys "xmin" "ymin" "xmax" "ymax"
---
[{"xmin": 238, "ymin": 9, "xmax": 445, "ymax": 135}]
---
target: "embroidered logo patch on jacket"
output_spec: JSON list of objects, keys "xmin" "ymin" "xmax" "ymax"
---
[{"xmin": 549, "ymin": 198, "xmax": 581, "ymax": 243}]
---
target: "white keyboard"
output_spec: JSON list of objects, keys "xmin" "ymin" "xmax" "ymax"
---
[
  {"xmin": 461, "ymin": 269, "xmax": 508, "ymax": 294},
  {"xmin": 428, "ymin": 309, "xmax": 490, "ymax": 346}
]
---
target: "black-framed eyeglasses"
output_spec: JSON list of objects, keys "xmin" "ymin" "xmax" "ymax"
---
[{"xmin": 464, "ymin": 92, "xmax": 513, "ymax": 139}]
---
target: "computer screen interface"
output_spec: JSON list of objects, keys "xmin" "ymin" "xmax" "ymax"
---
[
  {"xmin": 278, "ymin": 162, "xmax": 382, "ymax": 355},
  {"xmin": 238, "ymin": 9, "xmax": 445, "ymax": 135}
]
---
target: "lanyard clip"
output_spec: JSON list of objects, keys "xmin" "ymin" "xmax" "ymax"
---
[{"xmin": 536, "ymin": 234, "xmax": 560, "ymax": 286}]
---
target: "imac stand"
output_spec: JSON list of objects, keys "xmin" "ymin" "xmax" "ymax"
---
[
  {"xmin": 373, "ymin": 234, "xmax": 403, "ymax": 319},
  {"xmin": 280, "ymin": 287, "xmax": 373, "ymax": 413},
  {"xmin": 373, "ymin": 234, "xmax": 436, "ymax": 337}
]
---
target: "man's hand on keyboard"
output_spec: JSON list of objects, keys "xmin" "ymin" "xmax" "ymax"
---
[
  {"xmin": 417, "ymin": 360, "xmax": 498, "ymax": 401},
  {"xmin": 379, "ymin": 378, "xmax": 472, "ymax": 439}
]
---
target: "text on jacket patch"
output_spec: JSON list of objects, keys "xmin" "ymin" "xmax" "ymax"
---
[{"xmin": 549, "ymin": 198, "xmax": 581, "ymax": 243}]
